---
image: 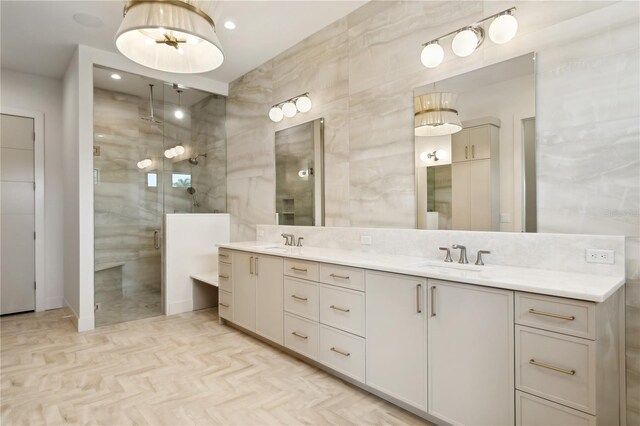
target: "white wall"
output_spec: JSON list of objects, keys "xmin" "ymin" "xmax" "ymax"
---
[{"xmin": 1, "ymin": 68, "xmax": 64, "ymax": 310}]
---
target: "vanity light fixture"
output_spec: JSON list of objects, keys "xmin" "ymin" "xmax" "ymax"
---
[
  {"xmin": 420, "ymin": 7, "xmax": 517, "ymax": 68},
  {"xmin": 414, "ymin": 92, "xmax": 462, "ymax": 136},
  {"xmin": 269, "ymin": 92, "xmax": 312, "ymax": 122},
  {"xmin": 137, "ymin": 158, "xmax": 153, "ymax": 169},
  {"xmin": 115, "ymin": 0, "xmax": 224, "ymax": 74},
  {"xmin": 164, "ymin": 145, "xmax": 185, "ymax": 159},
  {"xmin": 420, "ymin": 149, "xmax": 447, "ymax": 162}
]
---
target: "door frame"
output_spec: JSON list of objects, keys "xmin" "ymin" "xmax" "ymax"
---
[{"xmin": 1, "ymin": 107, "xmax": 45, "ymax": 312}]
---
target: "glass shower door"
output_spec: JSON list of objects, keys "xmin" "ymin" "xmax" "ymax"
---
[{"xmin": 93, "ymin": 67, "xmax": 164, "ymax": 326}]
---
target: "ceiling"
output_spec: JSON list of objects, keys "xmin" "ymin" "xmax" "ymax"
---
[{"xmin": 0, "ymin": 0, "xmax": 367, "ymax": 84}]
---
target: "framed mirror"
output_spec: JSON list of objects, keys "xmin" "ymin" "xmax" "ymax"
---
[
  {"xmin": 275, "ymin": 118, "xmax": 324, "ymax": 226},
  {"xmin": 414, "ymin": 52, "xmax": 536, "ymax": 232}
]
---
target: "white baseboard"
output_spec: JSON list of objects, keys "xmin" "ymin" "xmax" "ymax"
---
[
  {"xmin": 166, "ymin": 299, "xmax": 193, "ymax": 315},
  {"xmin": 77, "ymin": 315, "xmax": 94, "ymax": 332},
  {"xmin": 46, "ymin": 297, "xmax": 64, "ymax": 310}
]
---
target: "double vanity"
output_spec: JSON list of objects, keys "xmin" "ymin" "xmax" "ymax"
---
[{"xmin": 215, "ymin": 239, "xmax": 625, "ymax": 426}]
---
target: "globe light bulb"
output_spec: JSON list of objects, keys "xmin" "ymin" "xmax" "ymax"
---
[
  {"xmin": 295, "ymin": 96, "xmax": 312, "ymax": 113},
  {"xmin": 420, "ymin": 42, "xmax": 444, "ymax": 68},
  {"xmin": 435, "ymin": 149, "xmax": 447, "ymax": 160},
  {"xmin": 164, "ymin": 149, "xmax": 174, "ymax": 158},
  {"xmin": 281, "ymin": 102, "xmax": 297, "ymax": 118},
  {"xmin": 174, "ymin": 145, "xmax": 185, "ymax": 156},
  {"xmin": 489, "ymin": 13, "xmax": 518, "ymax": 44},
  {"xmin": 174, "ymin": 109, "xmax": 184, "ymax": 119},
  {"xmin": 419, "ymin": 152, "xmax": 430, "ymax": 162},
  {"xmin": 269, "ymin": 106, "xmax": 284, "ymax": 122},
  {"xmin": 452, "ymin": 28, "xmax": 479, "ymax": 57}
]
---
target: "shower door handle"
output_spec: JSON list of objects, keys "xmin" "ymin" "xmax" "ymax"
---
[{"xmin": 153, "ymin": 230, "xmax": 160, "ymax": 249}]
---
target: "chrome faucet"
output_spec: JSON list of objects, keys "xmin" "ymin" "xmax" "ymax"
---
[
  {"xmin": 475, "ymin": 250, "xmax": 491, "ymax": 266},
  {"xmin": 452, "ymin": 244, "xmax": 468, "ymax": 264},
  {"xmin": 295, "ymin": 237, "xmax": 304, "ymax": 247},
  {"xmin": 281, "ymin": 233, "xmax": 294, "ymax": 246},
  {"xmin": 439, "ymin": 247, "xmax": 453, "ymax": 262}
]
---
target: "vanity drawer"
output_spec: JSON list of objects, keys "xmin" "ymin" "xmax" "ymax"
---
[
  {"xmin": 218, "ymin": 290, "xmax": 232, "ymax": 321},
  {"xmin": 319, "ymin": 285, "xmax": 365, "ymax": 337},
  {"xmin": 320, "ymin": 264, "xmax": 365, "ymax": 291},
  {"xmin": 516, "ymin": 325, "xmax": 595, "ymax": 414},
  {"xmin": 284, "ymin": 277, "xmax": 319, "ymax": 321},
  {"xmin": 218, "ymin": 262, "xmax": 232, "ymax": 292},
  {"xmin": 319, "ymin": 324, "xmax": 365, "ymax": 382},
  {"xmin": 516, "ymin": 292, "xmax": 595, "ymax": 340},
  {"xmin": 284, "ymin": 313, "xmax": 319, "ymax": 360},
  {"xmin": 516, "ymin": 391, "xmax": 596, "ymax": 426},
  {"xmin": 284, "ymin": 259, "xmax": 319, "ymax": 282},
  {"xmin": 218, "ymin": 248, "xmax": 232, "ymax": 264}
]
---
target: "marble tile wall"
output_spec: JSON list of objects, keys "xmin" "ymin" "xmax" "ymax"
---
[{"xmin": 226, "ymin": 1, "xmax": 639, "ymax": 420}]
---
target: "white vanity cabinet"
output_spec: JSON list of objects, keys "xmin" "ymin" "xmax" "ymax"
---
[
  {"xmin": 218, "ymin": 249, "xmax": 233, "ymax": 321},
  {"xmin": 231, "ymin": 251, "xmax": 284, "ymax": 344},
  {"xmin": 427, "ymin": 279, "xmax": 514, "ymax": 426},
  {"xmin": 365, "ymin": 271, "xmax": 427, "ymax": 411}
]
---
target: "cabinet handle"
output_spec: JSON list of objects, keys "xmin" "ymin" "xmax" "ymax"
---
[
  {"xmin": 219, "ymin": 253, "xmax": 229, "ymax": 258},
  {"xmin": 249, "ymin": 256, "xmax": 254, "ymax": 275},
  {"xmin": 291, "ymin": 331, "xmax": 308, "ymax": 340},
  {"xmin": 416, "ymin": 284, "xmax": 422, "ymax": 313},
  {"xmin": 529, "ymin": 359, "xmax": 576, "ymax": 376},
  {"xmin": 330, "ymin": 347, "xmax": 350, "ymax": 357},
  {"xmin": 528, "ymin": 309, "xmax": 575, "ymax": 321},
  {"xmin": 219, "ymin": 274, "xmax": 229, "ymax": 279},
  {"xmin": 219, "ymin": 303, "xmax": 230, "ymax": 308},
  {"xmin": 329, "ymin": 273, "xmax": 350, "ymax": 280},
  {"xmin": 430, "ymin": 286, "xmax": 436, "ymax": 317},
  {"xmin": 291, "ymin": 294, "xmax": 308, "ymax": 302},
  {"xmin": 464, "ymin": 146, "xmax": 468, "ymax": 159},
  {"xmin": 330, "ymin": 305, "xmax": 350, "ymax": 313},
  {"xmin": 255, "ymin": 257, "xmax": 259, "ymax": 276},
  {"xmin": 153, "ymin": 230, "xmax": 160, "ymax": 249},
  {"xmin": 471, "ymin": 144, "xmax": 475, "ymax": 158},
  {"xmin": 291, "ymin": 267, "xmax": 308, "ymax": 272}
]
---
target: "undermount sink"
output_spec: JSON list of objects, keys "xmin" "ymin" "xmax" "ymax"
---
[
  {"xmin": 254, "ymin": 244, "xmax": 289, "ymax": 253},
  {"xmin": 411, "ymin": 260, "xmax": 482, "ymax": 272}
]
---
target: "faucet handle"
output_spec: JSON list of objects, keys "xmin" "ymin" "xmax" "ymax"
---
[
  {"xmin": 296, "ymin": 237, "xmax": 304, "ymax": 247},
  {"xmin": 439, "ymin": 247, "xmax": 453, "ymax": 263},
  {"xmin": 475, "ymin": 250, "xmax": 491, "ymax": 266}
]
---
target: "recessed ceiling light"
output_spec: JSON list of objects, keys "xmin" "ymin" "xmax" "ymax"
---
[
  {"xmin": 73, "ymin": 13, "xmax": 103, "ymax": 28},
  {"xmin": 110, "ymin": 73, "xmax": 122, "ymax": 80},
  {"xmin": 224, "ymin": 21, "xmax": 236, "ymax": 30}
]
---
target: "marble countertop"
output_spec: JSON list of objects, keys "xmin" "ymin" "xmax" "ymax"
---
[{"xmin": 217, "ymin": 241, "xmax": 625, "ymax": 302}]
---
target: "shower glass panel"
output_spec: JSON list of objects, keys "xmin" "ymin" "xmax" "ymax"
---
[{"xmin": 92, "ymin": 66, "xmax": 226, "ymax": 327}]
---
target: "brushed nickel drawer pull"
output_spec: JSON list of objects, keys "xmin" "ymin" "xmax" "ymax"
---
[
  {"xmin": 330, "ymin": 305, "xmax": 350, "ymax": 313},
  {"xmin": 330, "ymin": 273, "xmax": 350, "ymax": 280},
  {"xmin": 528, "ymin": 309, "xmax": 575, "ymax": 321},
  {"xmin": 291, "ymin": 267, "xmax": 308, "ymax": 272},
  {"xmin": 529, "ymin": 359, "xmax": 575, "ymax": 375},
  {"xmin": 219, "ymin": 253, "xmax": 229, "ymax": 258},
  {"xmin": 291, "ymin": 331, "xmax": 308, "ymax": 340},
  {"xmin": 291, "ymin": 294, "xmax": 308, "ymax": 301},
  {"xmin": 219, "ymin": 274, "xmax": 229, "ymax": 279},
  {"xmin": 330, "ymin": 347, "xmax": 350, "ymax": 357},
  {"xmin": 219, "ymin": 303, "xmax": 230, "ymax": 308},
  {"xmin": 430, "ymin": 286, "xmax": 436, "ymax": 317}
]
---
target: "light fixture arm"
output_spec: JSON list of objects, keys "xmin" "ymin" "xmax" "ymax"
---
[
  {"xmin": 272, "ymin": 92, "xmax": 310, "ymax": 108},
  {"xmin": 421, "ymin": 6, "xmax": 515, "ymax": 47}
]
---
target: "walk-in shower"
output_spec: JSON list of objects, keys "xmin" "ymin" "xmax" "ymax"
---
[{"xmin": 92, "ymin": 65, "xmax": 227, "ymax": 327}]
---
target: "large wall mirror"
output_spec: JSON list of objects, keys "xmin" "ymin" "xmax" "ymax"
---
[
  {"xmin": 275, "ymin": 118, "xmax": 324, "ymax": 226},
  {"xmin": 414, "ymin": 52, "xmax": 536, "ymax": 232}
]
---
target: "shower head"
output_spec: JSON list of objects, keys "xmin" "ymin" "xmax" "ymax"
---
[{"xmin": 188, "ymin": 153, "xmax": 207, "ymax": 165}]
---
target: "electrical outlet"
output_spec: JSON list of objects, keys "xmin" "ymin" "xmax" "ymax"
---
[
  {"xmin": 585, "ymin": 249, "xmax": 615, "ymax": 265},
  {"xmin": 257, "ymin": 229, "xmax": 265, "ymax": 238},
  {"xmin": 361, "ymin": 235, "xmax": 372, "ymax": 245}
]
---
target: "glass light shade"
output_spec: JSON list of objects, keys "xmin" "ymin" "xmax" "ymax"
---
[
  {"xmin": 420, "ymin": 42, "xmax": 444, "ymax": 68},
  {"xmin": 419, "ymin": 152, "xmax": 430, "ymax": 162},
  {"xmin": 174, "ymin": 109, "xmax": 184, "ymax": 119},
  {"xmin": 489, "ymin": 14, "xmax": 518, "ymax": 44},
  {"xmin": 281, "ymin": 102, "xmax": 297, "ymax": 118},
  {"xmin": 174, "ymin": 145, "xmax": 185, "ymax": 155},
  {"xmin": 137, "ymin": 161, "xmax": 145, "ymax": 169},
  {"xmin": 452, "ymin": 29, "xmax": 479, "ymax": 57},
  {"xmin": 269, "ymin": 106, "xmax": 284, "ymax": 122},
  {"xmin": 414, "ymin": 92, "xmax": 462, "ymax": 136},
  {"xmin": 164, "ymin": 149, "xmax": 175, "ymax": 158},
  {"xmin": 295, "ymin": 96, "xmax": 312, "ymax": 113},
  {"xmin": 115, "ymin": 2, "xmax": 224, "ymax": 73},
  {"xmin": 435, "ymin": 149, "xmax": 447, "ymax": 160}
]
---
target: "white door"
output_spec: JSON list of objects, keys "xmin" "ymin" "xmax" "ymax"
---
[
  {"xmin": 366, "ymin": 271, "xmax": 427, "ymax": 410},
  {"xmin": 255, "ymin": 255, "xmax": 284, "ymax": 344},
  {"xmin": 232, "ymin": 251, "xmax": 256, "ymax": 331},
  {"xmin": 427, "ymin": 280, "xmax": 514, "ymax": 426},
  {"xmin": 1, "ymin": 114, "xmax": 35, "ymax": 315}
]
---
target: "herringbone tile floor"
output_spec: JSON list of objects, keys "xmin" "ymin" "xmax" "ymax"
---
[{"xmin": 0, "ymin": 308, "xmax": 430, "ymax": 426}]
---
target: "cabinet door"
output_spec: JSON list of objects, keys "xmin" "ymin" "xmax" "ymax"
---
[
  {"xmin": 468, "ymin": 125, "xmax": 491, "ymax": 160},
  {"xmin": 366, "ymin": 271, "xmax": 427, "ymax": 410},
  {"xmin": 255, "ymin": 255, "xmax": 284, "ymax": 344},
  {"xmin": 451, "ymin": 128, "xmax": 469, "ymax": 162},
  {"xmin": 451, "ymin": 162, "xmax": 470, "ymax": 230},
  {"xmin": 232, "ymin": 251, "xmax": 256, "ymax": 331},
  {"xmin": 428, "ymin": 280, "xmax": 514, "ymax": 426},
  {"xmin": 468, "ymin": 159, "xmax": 492, "ymax": 231}
]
